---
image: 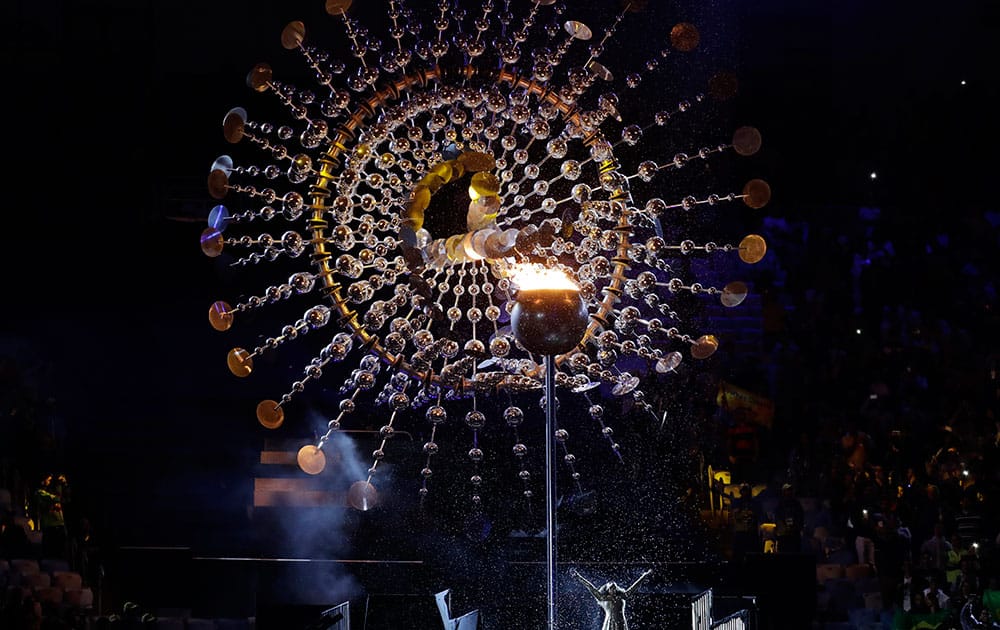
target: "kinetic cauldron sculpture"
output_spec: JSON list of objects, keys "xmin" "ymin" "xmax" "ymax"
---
[{"xmin": 200, "ymin": 0, "xmax": 770, "ymax": 510}]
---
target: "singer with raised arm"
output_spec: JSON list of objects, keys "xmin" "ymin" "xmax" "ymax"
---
[{"xmin": 570, "ymin": 567, "xmax": 653, "ymax": 630}]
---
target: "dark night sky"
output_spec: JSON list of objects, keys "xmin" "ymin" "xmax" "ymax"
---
[{"xmin": 2, "ymin": 0, "xmax": 998, "ymax": 558}]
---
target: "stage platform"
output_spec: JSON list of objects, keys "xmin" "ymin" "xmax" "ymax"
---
[{"xmin": 106, "ymin": 547, "xmax": 815, "ymax": 629}]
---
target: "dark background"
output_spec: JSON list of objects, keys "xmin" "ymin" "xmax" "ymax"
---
[{"xmin": 2, "ymin": 0, "xmax": 998, "ymax": 626}]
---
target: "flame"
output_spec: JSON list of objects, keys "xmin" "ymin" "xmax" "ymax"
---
[{"xmin": 510, "ymin": 264, "xmax": 580, "ymax": 291}]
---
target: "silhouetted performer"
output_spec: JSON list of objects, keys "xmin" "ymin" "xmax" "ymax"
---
[{"xmin": 571, "ymin": 567, "xmax": 653, "ymax": 630}]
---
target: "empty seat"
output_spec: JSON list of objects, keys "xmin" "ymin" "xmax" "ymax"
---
[
  {"xmin": 41, "ymin": 558, "xmax": 71, "ymax": 574},
  {"xmin": 154, "ymin": 608, "xmax": 192, "ymax": 619},
  {"xmin": 10, "ymin": 558, "xmax": 40, "ymax": 577},
  {"xmin": 849, "ymin": 606, "xmax": 878, "ymax": 626},
  {"xmin": 816, "ymin": 563, "xmax": 846, "ymax": 584},
  {"xmin": 34, "ymin": 585, "xmax": 64, "ymax": 606},
  {"xmin": 20, "ymin": 572, "xmax": 51, "ymax": 589},
  {"xmin": 52, "ymin": 570, "xmax": 83, "ymax": 590},
  {"xmin": 5, "ymin": 585, "xmax": 32, "ymax": 604},
  {"xmin": 855, "ymin": 576, "xmax": 881, "ymax": 595},
  {"xmin": 825, "ymin": 578, "xmax": 861, "ymax": 616},
  {"xmin": 816, "ymin": 590, "xmax": 832, "ymax": 615},
  {"xmin": 845, "ymin": 563, "xmax": 872, "ymax": 581},
  {"xmin": 863, "ymin": 591, "xmax": 883, "ymax": 610},
  {"xmin": 64, "ymin": 587, "xmax": 94, "ymax": 609},
  {"xmin": 152, "ymin": 617, "xmax": 185, "ymax": 630}
]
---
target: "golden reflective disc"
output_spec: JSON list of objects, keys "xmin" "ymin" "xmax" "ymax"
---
[
  {"xmin": 200, "ymin": 227, "xmax": 225, "ymax": 257},
  {"xmin": 430, "ymin": 161, "xmax": 454, "ymax": 183},
  {"xmin": 732, "ymin": 126, "xmax": 762, "ymax": 156},
  {"xmin": 418, "ymin": 173, "xmax": 444, "ymax": 194},
  {"xmin": 223, "ymin": 109, "xmax": 246, "ymax": 143},
  {"xmin": 409, "ymin": 185, "xmax": 431, "ymax": 212},
  {"xmin": 281, "ymin": 21, "xmax": 306, "ymax": 50},
  {"xmin": 208, "ymin": 300, "xmax": 234, "ymax": 331},
  {"xmin": 246, "ymin": 63, "xmax": 273, "ymax": 92},
  {"xmin": 742, "ymin": 178, "xmax": 771, "ymax": 209},
  {"xmin": 621, "ymin": 0, "xmax": 648, "ymax": 11},
  {"xmin": 670, "ymin": 23, "xmax": 700, "ymax": 52},
  {"xmin": 297, "ymin": 445, "xmax": 326, "ymax": 475},
  {"xmin": 207, "ymin": 169, "xmax": 229, "ymax": 200},
  {"xmin": 445, "ymin": 234, "xmax": 465, "ymax": 261},
  {"xmin": 469, "ymin": 172, "xmax": 500, "ymax": 199},
  {"xmin": 405, "ymin": 186, "xmax": 430, "ymax": 231},
  {"xmin": 227, "ymin": 347, "xmax": 254, "ymax": 377},
  {"xmin": 587, "ymin": 61, "xmax": 614, "ymax": 82},
  {"xmin": 347, "ymin": 480, "xmax": 378, "ymax": 511},
  {"xmin": 353, "ymin": 143, "xmax": 371, "ymax": 158},
  {"xmin": 564, "ymin": 21, "xmax": 593, "ymax": 41},
  {"xmin": 324, "ymin": 0, "xmax": 353, "ymax": 15},
  {"xmin": 720, "ymin": 281, "xmax": 748, "ymax": 307},
  {"xmin": 738, "ymin": 234, "xmax": 767, "ymax": 264},
  {"xmin": 256, "ymin": 399, "xmax": 284, "ymax": 429},
  {"xmin": 690, "ymin": 334, "xmax": 719, "ymax": 360},
  {"xmin": 457, "ymin": 151, "xmax": 495, "ymax": 172},
  {"xmin": 709, "ymin": 71, "xmax": 739, "ymax": 101},
  {"xmin": 403, "ymin": 210, "xmax": 424, "ymax": 232}
]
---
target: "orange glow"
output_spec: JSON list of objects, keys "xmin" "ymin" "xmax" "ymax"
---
[{"xmin": 510, "ymin": 264, "xmax": 579, "ymax": 292}]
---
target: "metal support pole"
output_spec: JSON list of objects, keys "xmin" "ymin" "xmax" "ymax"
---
[{"xmin": 544, "ymin": 353, "xmax": 558, "ymax": 629}]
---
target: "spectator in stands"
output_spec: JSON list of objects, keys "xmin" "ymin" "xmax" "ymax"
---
[
  {"xmin": 983, "ymin": 577, "xmax": 1000, "ymax": 623},
  {"xmin": 35, "ymin": 473, "xmax": 68, "ymax": 562},
  {"xmin": 786, "ymin": 431, "xmax": 819, "ymax": 496},
  {"xmin": 839, "ymin": 423, "xmax": 871, "ymax": 472},
  {"xmin": 910, "ymin": 589, "xmax": 932, "ymax": 615},
  {"xmin": 953, "ymin": 579, "xmax": 979, "ymax": 615},
  {"xmin": 774, "ymin": 483, "xmax": 805, "ymax": 553},
  {"xmin": 923, "ymin": 574, "xmax": 951, "ymax": 610},
  {"xmin": 852, "ymin": 507, "xmax": 878, "ymax": 570},
  {"xmin": 954, "ymin": 495, "xmax": 985, "ymax": 548},
  {"xmin": 729, "ymin": 483, "xmax": 760, "ymax": 560},
  {"xmin": 951, "ymin": 554, "xmax": 981, "ymax": 597},
  {"xmin": 919, "ymin": 522, "xmax": 952, "ymax": 573},
  {"xmin": 874, "ymin": 513, "xmax": 909, "ymax": 608},
  {"xmin": 945, "ymin": 532, "xmax": 965, "ymax": 586},
  {"xmin": 914, "ymin": 485, "xmax": 946, "ymax": 553},
  {"xmin": 899, "ymin": 560, "xmax": 918, "ymax": 612}
]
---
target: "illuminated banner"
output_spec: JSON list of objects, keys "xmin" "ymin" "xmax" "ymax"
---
[{"xmin": 716, "ymin": 381, "xmax": 774, "ymax": 428}]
